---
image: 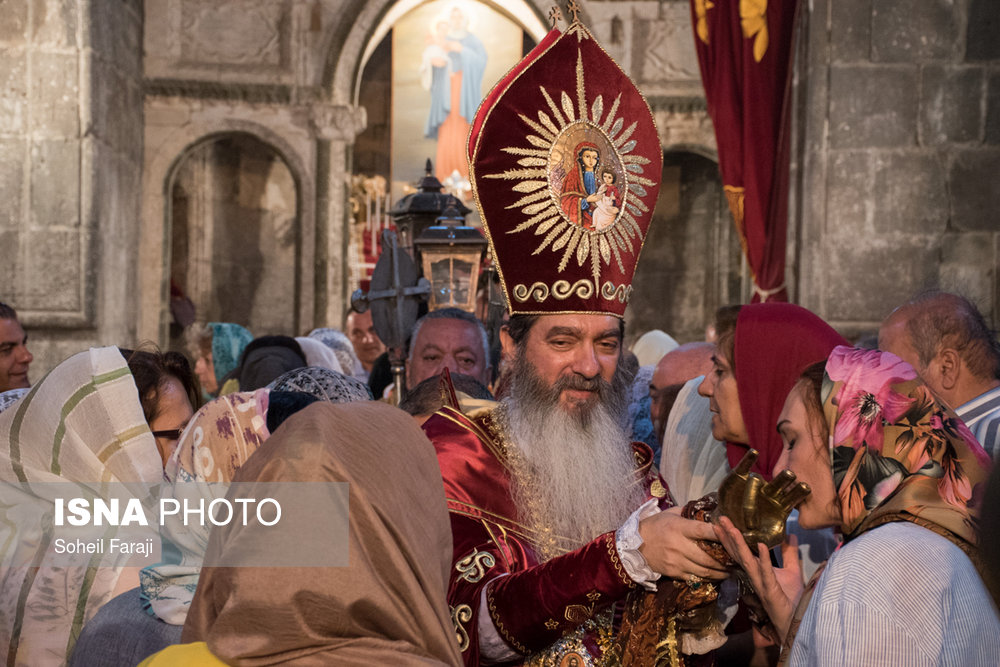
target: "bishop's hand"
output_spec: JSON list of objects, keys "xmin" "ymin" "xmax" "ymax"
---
[{"xmin": 638, "ymin": 507, "xmax": 729, "ymax": 582}]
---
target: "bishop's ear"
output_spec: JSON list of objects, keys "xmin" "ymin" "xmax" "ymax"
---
[{"xmin": 499, "ymin": 325, "xmax": 518, "ymax": 364}]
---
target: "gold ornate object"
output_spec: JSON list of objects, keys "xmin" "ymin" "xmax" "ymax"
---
[
  {"xmin": 567, "ymin": 0, "xmax": 582, "ymax": 24},
  {"xmin": 710, "ymin": 449, "xmax": 811, "ymax": 550},
  {"xmin": 548, "ymin": 5, "xmax": 563, "ymax": 27}
]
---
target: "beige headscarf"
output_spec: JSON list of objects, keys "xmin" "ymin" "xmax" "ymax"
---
[
  {"xmin": 0, "ymin": 347, "xmax": 162, "ymax": 666},
  {"xmin": 183, "ymin": 401, "xmax": 462, "ymax": 666}
]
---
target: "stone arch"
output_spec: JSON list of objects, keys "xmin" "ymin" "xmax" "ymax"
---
[
  {"xmin": 139, "ymin": 117, "xmax": 316, "ymax": 344},
  {"xmin": 325, "ymin": 0, "xmax": 549, "ymax": 106},
  {"xmin": 626, "ymin": 148, "xmax": 745, "ymax": 343}
]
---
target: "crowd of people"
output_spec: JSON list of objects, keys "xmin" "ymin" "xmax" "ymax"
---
[
  {"xmin": 2, "ymin": 16, "xmax": 999, "ymax": 667},
  {"xmin": 1, "ymin": 288, "xmax": 998, "ymax": 666}
]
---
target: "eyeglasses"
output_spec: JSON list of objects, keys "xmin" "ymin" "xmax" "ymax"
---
[{"xmin": 151, "ymin": 428, "xmax": 184, "ymax": 441}]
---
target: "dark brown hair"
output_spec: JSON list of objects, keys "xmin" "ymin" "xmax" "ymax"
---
[
  {"xmin": 795, "ymin": 360, "xmax": 830, "ymax": 441},
  {"xmin": 119, "ymin": 347, "xmax": 201, "ymax": 424},
  {"xmin": 714, "ymin": 304, "xmax": 743, "ymax": 370}
]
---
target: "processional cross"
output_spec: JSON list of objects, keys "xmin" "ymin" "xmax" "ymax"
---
[{"xmin": 351, "ymin": 230, "xmax": 430, "ymax": 404}]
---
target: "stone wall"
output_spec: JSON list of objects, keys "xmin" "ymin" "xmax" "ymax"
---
[
  {"xmin": 10, "ymin": 0, "xmax": 997, "ymax": 375},
  {"xmin": 795, "ymin": 0, "xmax": 1000, "ymax": 338},
  {"xmin": 0, "ymin": 0, "xmax": 145, "ymax": 376}
]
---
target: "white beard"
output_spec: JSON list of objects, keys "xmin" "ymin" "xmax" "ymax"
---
[{"xmin": 502, "ymin": 354, "xmax": 647, "ymax": 561}]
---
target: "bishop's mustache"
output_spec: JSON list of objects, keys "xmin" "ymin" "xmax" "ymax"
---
[{"xmin": 554, "ymin": 374, "xmax": 606, "ymax": 394}]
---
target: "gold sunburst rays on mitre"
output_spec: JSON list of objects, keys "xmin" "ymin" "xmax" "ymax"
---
[{"xmin": 482, "ymin": 47, "xmax": 651, "ymax": 289}]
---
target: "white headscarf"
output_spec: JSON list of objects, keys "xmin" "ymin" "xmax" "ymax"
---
[
  {"xmin": 295, "ymin": 337, "xmax": 344, "ymax": 374},
  {"xmin": 630, "ymin": 329, "xmax": 679, "ymax": 367},
  {"xmin": 658, "ymin": 376, "xmax": 729, "ymax": 506}
]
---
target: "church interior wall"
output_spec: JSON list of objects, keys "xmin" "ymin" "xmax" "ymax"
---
[
  {"xmin": 1, "ymin": 0, "xmax": 145, "ymax": 378},
  {"xmin": 794, "ymin": 0, "xmax": 1000, "ymax": 339},
  {"xmin": 4, "ymin": 0, "xmax": 997, "ymax": 376}
]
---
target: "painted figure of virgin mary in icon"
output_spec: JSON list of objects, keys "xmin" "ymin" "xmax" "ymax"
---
[
  {"xmin": 552, "ymin": 132, "xmax": 624, "ymax": 231},
  {"xmin": 559, "ymin": 142, "xmax": 602, "ymax": 229}
]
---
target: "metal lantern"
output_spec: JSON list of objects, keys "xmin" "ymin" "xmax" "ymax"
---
[
  {"xmin": 389, "ymin": 159, "xmax": 471, "ymax": 260},
  {"xmin": 413, "ymin": 204, "xmax": 487, "ymax": 313}
]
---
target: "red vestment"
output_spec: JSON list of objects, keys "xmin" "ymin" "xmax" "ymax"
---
[{"xmin": 422, "ymin": 406, "xmax": 670, "ymax": 665}]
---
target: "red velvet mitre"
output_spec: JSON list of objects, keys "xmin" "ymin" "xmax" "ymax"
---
[{"xmin": 468, "ymin": 21, "xmax": 662, "ymax": 318}]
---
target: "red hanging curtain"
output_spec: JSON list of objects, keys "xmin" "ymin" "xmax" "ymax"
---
[{"xmin": 689, "ymin": 0, "xmax": 799, "ymax": 302}]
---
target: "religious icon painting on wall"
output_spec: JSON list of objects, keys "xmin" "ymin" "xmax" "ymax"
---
[{"xmin": 391, "ymin": 0, "xmax": 526, "ymax": 203}]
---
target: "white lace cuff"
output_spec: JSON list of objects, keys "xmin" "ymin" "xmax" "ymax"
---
[{"xmin": 615, "ymin": 498, "xmax": 662, "ymax": 591}]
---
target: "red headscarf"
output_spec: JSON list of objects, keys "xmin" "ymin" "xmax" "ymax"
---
[{"xmin": 730, "ymin": 303, "xmax": 848, "ymax": 479}]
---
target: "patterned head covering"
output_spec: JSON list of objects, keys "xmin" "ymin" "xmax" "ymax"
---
[
  {"xmin": 294, "ymin": 337, "xmax": 343, "ymax": 374},
  {"xmin": 627, "ymin": 366, "xmax": 659, "ymax": 461},
  {"xmin": 0, "ymin": 387, "xmax": 29, "ymax": 414},
  {"xmin": 141, "ymin": 390, "xmax": 271, "ymax": 625},
  {"xmin": 267, "ymin": 366, "xmax": 372, "ymax": 403},
  {"xmin": 821, "ymin": 346, "xmax": 992, "ymax": 544},
  {"xmin": 468, "ymin": 17, "xmax": 662, "ymax": 317},
  {"xmin": 779, "ymin": 346, "xmax": 995, "ymax": 660},
  {"xmin": 208, "ymin": 322, "xmax": 253, "ymax": 385},
  {"xmin": 308, "ymin": 328, "xmax": 365, "ymax": 378}
]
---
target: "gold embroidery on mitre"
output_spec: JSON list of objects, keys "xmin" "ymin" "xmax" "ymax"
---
[
  {"xmin": 451, "ymin": 604, "xmax": 473, "ymax": 652},
  {"xmin": 740, "ymin": 0, "xmax": 769, "ymax": 62},
  {"xmin": 456, "ymin": 549, "xmax": 496, "ymax": 584},
  {"xmin": 650, "ymin": 479, "xmax": 667, "ymax": 499},
  {"xmin": 600, "ymin": 282, "xmax": 632, "ymax": 304},
  {"xmin": 586, "ymin": 590, "xmax": 601, "ymax": 602},
  {"xmin": 513, "ymin": 282, "xmax": 551, "ymax": 303},
  {"xmin": 552, "ymin": 279, "xmax": 594, "ymax": 300},
  {"xmin": 513, "ymin": 280, "xmax": 631, "ymax": 305},
  {"xmin": 482, "ymin": 27, "xmax": 655, "ymax": 299},
  {"xmin": 545, "ymin": 618, "xmax": 560, "ymax": 630}
]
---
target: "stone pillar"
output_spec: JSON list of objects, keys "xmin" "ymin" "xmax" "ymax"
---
[
  {"xmin": 311, "ymin": 104, "xmax": 366, "ymax": 329},
  {"xmin": 0, "ymin": 0, "xmax": 144, "ymax": 374}
]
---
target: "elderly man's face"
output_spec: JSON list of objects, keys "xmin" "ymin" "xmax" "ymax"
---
[
  {"xmin": 504, "ymin": 314, "xmax": 621, "ymax": 416},
  {"xmin": 407, "ymin": 317, "xmax": 489, "ymax": 389},
  {"xmin": 649, "ymin": 342, "xmax": 714, "ymax": 437},
  {"xmin": 0, "ymin": 318, "xmax": 32, "ymax": 392}
]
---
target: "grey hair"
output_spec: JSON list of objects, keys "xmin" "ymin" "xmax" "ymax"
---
[
  {"xmin": 407, "ymin": 307, "xmax": 490, "ymax": 368},
  {"xmin": 900, "ymin": 290, "xmax": 1000, "ymax": 381}
]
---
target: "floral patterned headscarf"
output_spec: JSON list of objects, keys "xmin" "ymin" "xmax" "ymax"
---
[
  {"xmin": 141, "ymin": 390, "xmax": 271, "ymax": 625},
  {"xmin": 822, "ymin": 346, "xmax": 992, "ymax": 544}
]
